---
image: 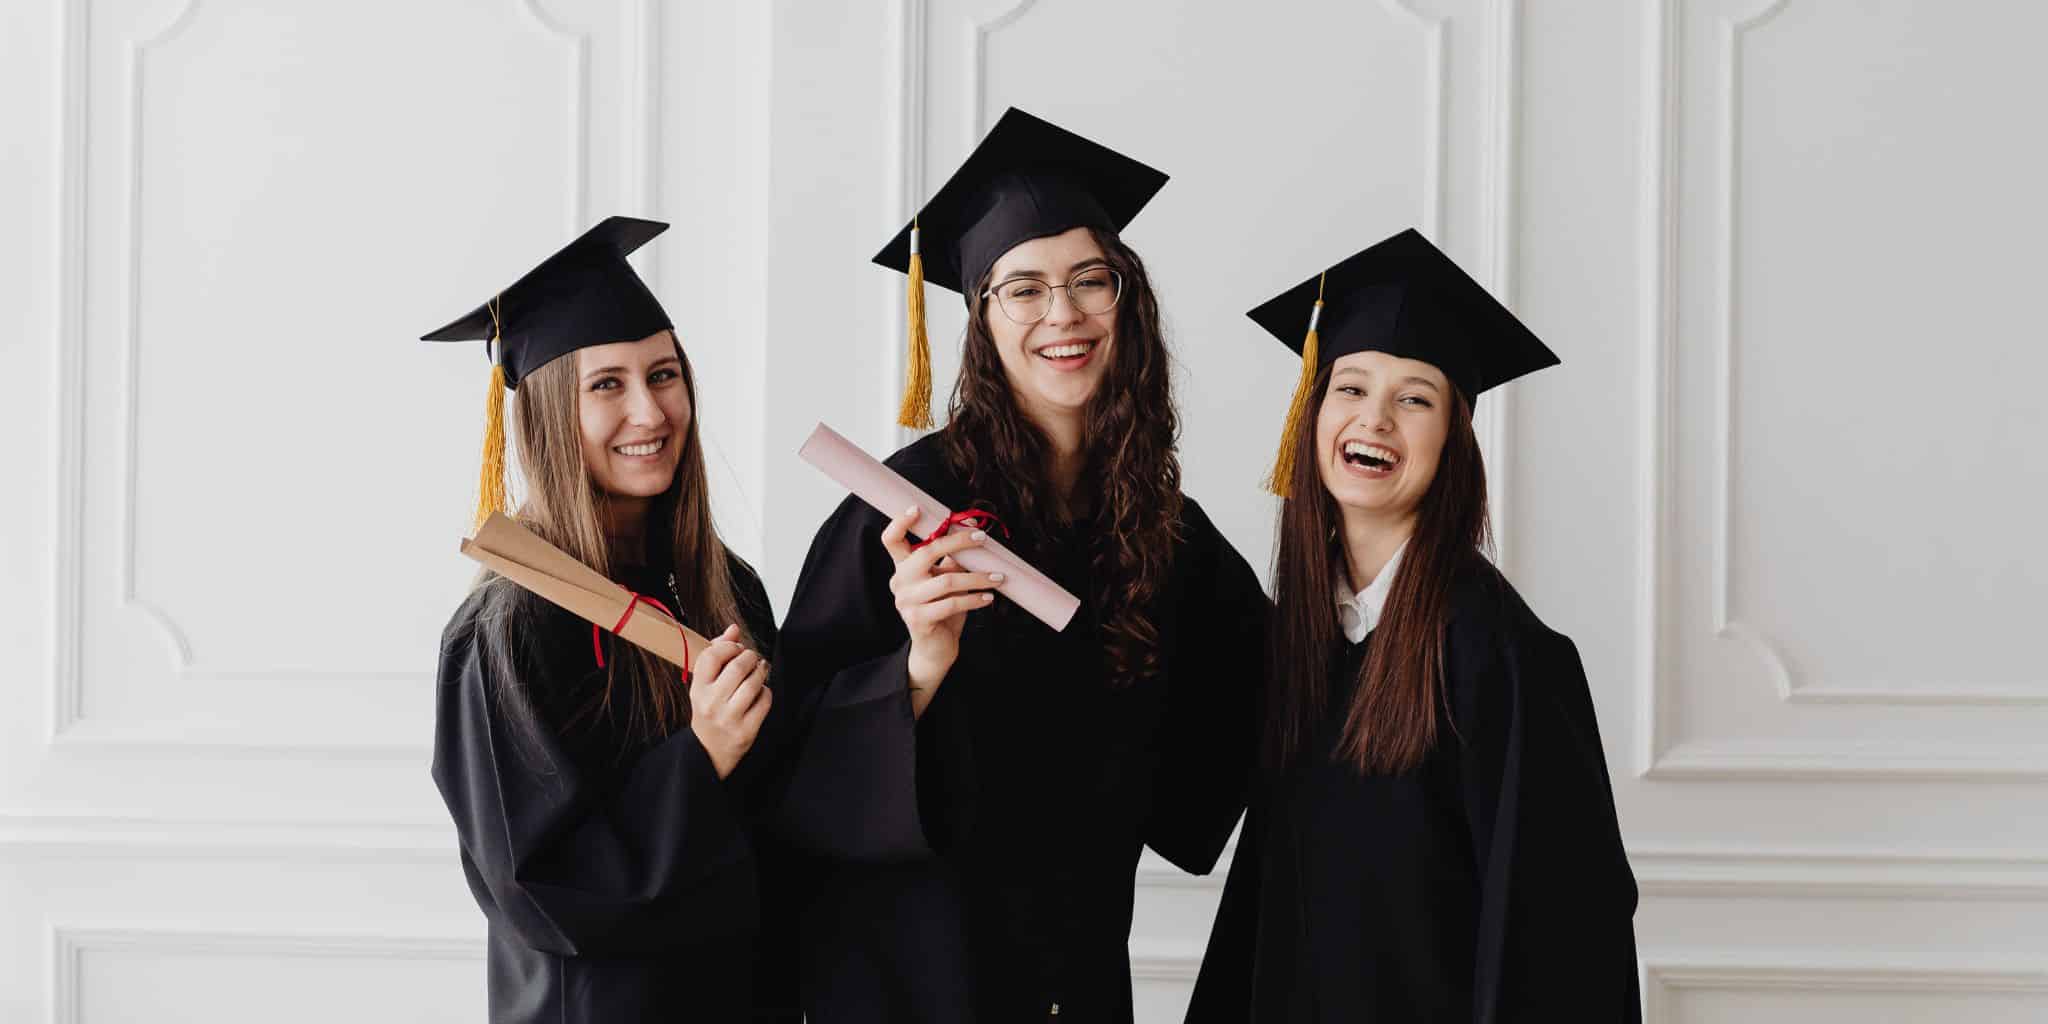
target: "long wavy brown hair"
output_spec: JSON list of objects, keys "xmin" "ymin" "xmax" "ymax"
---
[
  {"xmin": 942, "ymin": 226, "xmax": 1181, "ymax": 685},
  {"xmin": 474, "ymin": 333, "xmax": 746, "ymax": 753},
  {"xmin": 1266, "ymin": 361, "xmax": 1492, "ymax": 774}
]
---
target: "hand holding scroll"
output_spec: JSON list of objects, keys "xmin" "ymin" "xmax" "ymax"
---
[
  {"xmin": 688, "ymin": 624, "xmax": 772, "ymax": 779},
  {"xmin": 880, "ymin": 506, "xmax": 1003, "ymax": 718}
]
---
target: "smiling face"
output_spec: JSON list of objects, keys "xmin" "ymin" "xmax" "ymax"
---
[
  {"xmin": 575, "ymin": 330, "xmax": 691, "ymax": 501},
  {"xmin": 981, "ymin": 226, "xmax": 1120, "ymax": 423},
  {"xmin": 1314, "ymin": 350, "xmax": 1452, "ymax": 528}
]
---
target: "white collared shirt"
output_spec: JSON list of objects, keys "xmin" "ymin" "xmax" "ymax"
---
[{"xmin": 1335, "ymin": 542, "xmax": 1407, "ymax": 644}]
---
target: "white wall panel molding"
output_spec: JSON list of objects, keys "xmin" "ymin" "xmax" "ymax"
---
[
  {"xmin": 1641, "ymin": 950, "xmax": 2048, "ymax": 1021},
  {"xmin": 967, "ymin": 0, "xmax": 1041, "ymax": 140},
  {"xmin": 1627, "ymin": 846, "xmax": 2048, "ymax": 901},
  {"xmin": 1475, "ymin": 0, "xmax": 1521, "ymax": 572},
  {"xmin": 876, "ymin": 0, "xmax": 929, "ymax": 452},
  {"xmin": 49, "ymin": 924, "xmax": 483, "ymax": 1024},
  {"xmin": 9, "ymin": 815, "xmax": 2042, "ymax": 902},
  {"xmin": 1380, "ymin": 0, "xmax": 1451, "ymax": 242},
  {"xmin": 44, "ymin": 0, "xmax": 634, "ymax": 757},
  {"xmin": 1134, "ymin": 842, "xmax": 2048, "ymax": 901},
  {"xmin": 0, "ymin": 813, "xmax": 451, "ymax": 862},
  {"xmin": 1633, "ymin": 0, "xmax": 2048, "ymax": 780},
  {"xmin": 1128, "ymin": 948, "xmax": 1200, "ymax": 984}
]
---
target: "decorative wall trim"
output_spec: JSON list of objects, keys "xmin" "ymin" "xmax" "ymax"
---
[
  {"xmin": 1628, "ymin": 845, "xmax": 2048, "ymax": 901},
  {"xmin": 1647, "ymin": 741, "xmax": 2048, "ymax": 781},
  {"xmin": 48, "ymin": 0, "xmax": 596, "ymax": 751},
  {"xmin": 49, "ymin": 0, "xmax": 93, "ymax": 748},
  {"xmin": 1634, "ymin": 0, "xmax": 2048, "ymax": 778},
  {"xmin": 49, "ymin": 924, "xmax": 483, "ymax": 1024},
  {"xmin": 1382, "ymin": 0, "xmax": 1449, "ymax": 244},
  {"xmin": 1133, "ymin": 839, "xmax": 2048, "ymax": 900},
  {"xmin": 16, "ymin": 814, "xmax": 2045, "ymax": 901},
  {"xmin": 1642, "ymin": 949, "xmax": 2048, "ymax": 1020},
  {"xmin": 1128, "ymin": 947, "xmax": 1202, "ymax": 983},
  {"xmin": 0, "ymin": 814, "xmax": 451, "ymax": 862},
  {"xmin": 879, "ymin": 0, "xmax": 930, "ymax": 452},
  {"xmin": 1478, "ymin": 0, "xmax": 1521, "ymax": 573},
  {"xmin": 626, "ymin": 0, "xmax": 662, "ymax": 279},
  {"xmin": 967, "ymin": 0, "xmax": 1040, "ymax": 140}
]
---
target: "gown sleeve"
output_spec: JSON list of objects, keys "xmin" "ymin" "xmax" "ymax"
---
[
  {"xmin": 1143, "ymin": 503, "xmax": 1271, "ymax": 873},
  {"xmin": 765, "ymin": 494, "xmax": 933, "ymax": 862},
  {"xmin": 431, "ymin": 608, "xmax": 761, "ymax": 957},
  {"xmin": 1449, "ymin": 588, "xmax": 1641, "ymax": 1024},
  {"xmin": 1183, "ymin": 800, "xmax": 1267, "ymax": 1024}
]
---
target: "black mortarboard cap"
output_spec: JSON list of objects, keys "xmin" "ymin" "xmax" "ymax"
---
[
  {"xmin": 873, "ymin": 108, "xmax": 1168, "ymax": 428},
  {"xmin": 874, "ymin": 108, "xmax": 1169, "ymax": 295},
  {"xmin": 1249, "ymin": 228, "xmax": 1559, "ymax": 493},
  {"xmin": 419, "ymin": 215, "xmax": 673, "ymax": 526},
  {"xmin": 421, "ymin": 215, "xmax": 673, "ymax": 388}
]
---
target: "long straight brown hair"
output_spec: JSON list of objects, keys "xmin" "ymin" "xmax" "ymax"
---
[
  {"xmin": 475, "ymin": 333, "xmax": 745, "ymax": 750},
  {"xmin": 942, "ymin": 226, "xmax": 1182, "ymax": 685},
  {"xmin": 1266, "ymin": 361, "xmax": 1492, "ymax": 775}
]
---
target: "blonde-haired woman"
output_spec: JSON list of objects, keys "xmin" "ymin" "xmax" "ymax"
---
[{"xmin": 424, "ymin": 217, "xmax": 795, "ymax": 1023}]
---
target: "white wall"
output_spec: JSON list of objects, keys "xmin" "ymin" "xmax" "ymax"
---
[{"xmin": 3, "ymin": 1, "xmax": 2044, "ymax": 1021}]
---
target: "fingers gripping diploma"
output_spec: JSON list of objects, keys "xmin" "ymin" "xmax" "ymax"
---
[
  {"xmin": 880, "ymin": 506, "xmax": 1004, "ymax": 717},
  {"xmin": 689, "ymin": 624, "xmax": 774, "ymax": 779}
]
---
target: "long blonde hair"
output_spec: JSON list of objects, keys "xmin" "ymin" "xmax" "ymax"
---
[{"xmin": 477, "ymin": 333, "xmax": 745, "ymax": 748}]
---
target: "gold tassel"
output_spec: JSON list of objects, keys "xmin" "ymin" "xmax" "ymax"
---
[
  {"xmin": 1264, "ymin": 273, "xmax": 1327, "ymax": 497},
  {"xmin": 476, "ymin": 296, "xmax": 510, "ymax": 528},
  {"xmin": 897, "ymin": 220, "xmax": 934, "ymax": 430},
  {"xmin": 476, "ymin": 363, "xmax": 509, "ymax": 528}
]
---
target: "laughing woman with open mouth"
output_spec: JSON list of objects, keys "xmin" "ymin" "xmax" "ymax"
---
[{"xmin": 1187, "ymin": 229, "xmax": 1639, "ymax": 1023}]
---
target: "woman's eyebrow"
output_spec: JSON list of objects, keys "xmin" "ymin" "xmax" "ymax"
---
[
  {"xmin": 996, "ymin": 257, "xmax": 1110, "ymax": 284},
  {"xmin": 581, "ymin": 356, "xmax": 679, "ymax": 381},
  {"xmin": 1402, "ymin": 376, "xmax": 1442, "ymax": 392}
]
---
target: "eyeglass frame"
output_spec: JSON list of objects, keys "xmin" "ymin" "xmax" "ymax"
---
[{"xmin": 979, "ymin": 266, "xmax": 1125, "ymax": 326}]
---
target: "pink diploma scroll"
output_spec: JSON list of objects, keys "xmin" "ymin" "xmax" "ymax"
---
[{"xmin": 798, "ymin": 422, "xmax": 1081, "ymax": 632}]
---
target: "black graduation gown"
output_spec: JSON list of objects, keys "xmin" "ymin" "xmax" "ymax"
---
[
  {"xmin": 770, "ymin": 432, "xmax": 1269, "ymax": 1024},
  {"xmin": 432, "ymin": 553, "xmax": 801, "ymax": 1024},
  {"xmin": 1185, "ymin": 560, "xmax": 1639, "ymax": 1023}
]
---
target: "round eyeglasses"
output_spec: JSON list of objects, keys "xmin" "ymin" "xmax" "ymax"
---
[{"xmin": 981, "ymin": 267, "xmax": 1124, "ymax": 326}]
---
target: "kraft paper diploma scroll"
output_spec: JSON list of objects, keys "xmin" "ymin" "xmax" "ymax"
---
[{"xmin": 460, "ymin": 512, "xmax": 709, "ymax": 670}]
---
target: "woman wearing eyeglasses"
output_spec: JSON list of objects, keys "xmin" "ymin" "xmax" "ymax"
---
[{"xmin": 768, "ymin": 109, "xmax": 1270, "ymax": 1023}]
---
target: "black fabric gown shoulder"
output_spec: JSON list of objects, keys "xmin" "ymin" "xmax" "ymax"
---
[
  {"xmin": 432, "ymin": 551, "xmax": 798, "ymax": 1024},
  {"xmin": 769, "ymin": 431, "xmax": 1270, "ymax": 1024},
  {"xmin": 1185, "ymin": 556, "xmax": 1639, "ymax": 1023}
]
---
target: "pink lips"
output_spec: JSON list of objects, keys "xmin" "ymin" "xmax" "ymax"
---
[
  {"xmin": 612, "ymin": 436, "xmax": 670, "ymax": 461},
  {"xmin": 1035, "ymin": 338, "xmax": 1097, "ymax": 373},
  {"xmin": 1337, "ymin": 439, "xmax": 1400, "ymax": 480}
]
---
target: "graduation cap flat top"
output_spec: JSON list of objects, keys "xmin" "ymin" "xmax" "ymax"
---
[
  {"xmin": 873, "ymin": 108, "xmax": 1169, "ymax": 295},
  {"xmin": 1248, "ymin": 228, "xmax": 1557, "ymax": 400},
  {"xmin": 421, "ymin": 216, "xmax": 673, "ymax": 387}
]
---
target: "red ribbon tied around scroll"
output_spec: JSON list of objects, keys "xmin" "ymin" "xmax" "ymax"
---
[
  {"xmin": 592, "ymin": 591, "xmax": 690, "ymax": 678},
  {"xmin": 911, "ymin": 508, "xmax": 1011, "ymax": 551}
]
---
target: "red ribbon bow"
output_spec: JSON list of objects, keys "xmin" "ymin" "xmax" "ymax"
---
[
  {"xmin": 592, "ymin": 591, "xmax": 691, "ymax": 680},
  {"xmin": 910, "ymin": 508, "xmax": 1011, "ymax": 550}
]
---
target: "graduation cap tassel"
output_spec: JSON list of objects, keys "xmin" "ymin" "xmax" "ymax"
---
[
  {"xmin": 1264, "ymin": 273, "xmax": 1327, "ymax": 497},
  {"xmin": 477, "ymin": 364, "xmax": 510, "ymax": 527},
  {"xmin": 476, "ymin": 297, "xmax": 511, "ymax": 528},
  {"xmin": 897, "ymin": 220, "xmax": 935, "ymax": 430}
]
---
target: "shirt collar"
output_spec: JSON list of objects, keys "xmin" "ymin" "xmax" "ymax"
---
[{"xmin": 1335, "ymin": 541, "xmax": 1407, "ymax": 645}]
